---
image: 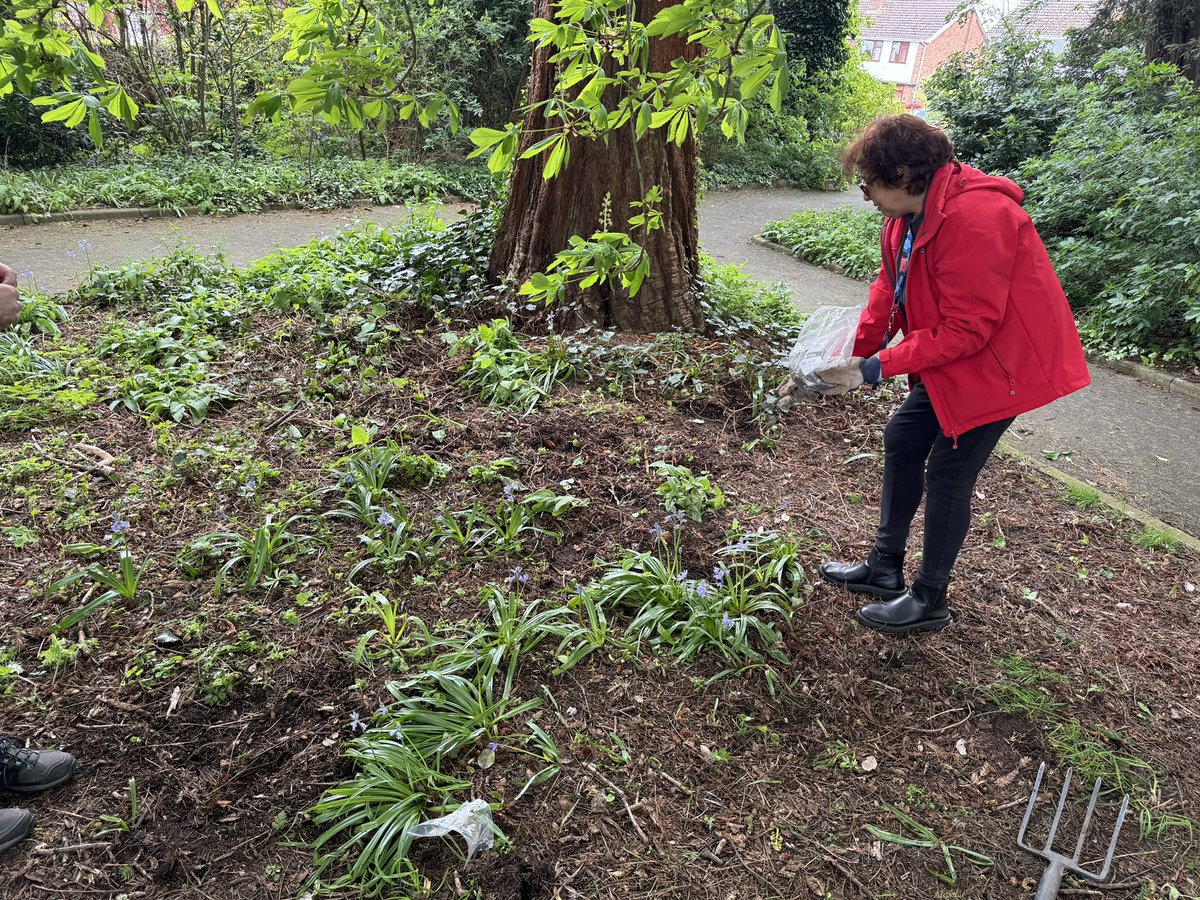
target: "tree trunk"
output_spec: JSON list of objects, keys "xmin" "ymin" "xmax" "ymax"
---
[
  {"xmin": 488, "ymin": 0, "xmax": 705, "ymax": 333},
  {"xmin": 1147, "ymin": 0, "xmax": 1199, "ymax": 82}
]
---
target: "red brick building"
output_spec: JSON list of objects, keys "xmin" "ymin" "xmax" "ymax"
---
[{"xmin": 856, "ymin": 0, "xmax": 987, "ymax": 107}]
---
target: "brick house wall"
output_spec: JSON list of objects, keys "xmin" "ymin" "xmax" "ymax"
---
[
  {"xmin": 857, "ymin": 1, "xmax": 986, "ymax": 108},
  {"xmin": 913, "ymin": 14, "xmax": 986, "ymax": 100}
]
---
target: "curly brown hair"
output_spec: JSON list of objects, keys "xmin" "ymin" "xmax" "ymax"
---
[{"xmin": 842, "ymin": 114, "xmax": 955, "ymax": 196}]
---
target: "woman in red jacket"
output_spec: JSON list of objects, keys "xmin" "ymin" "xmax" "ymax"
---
[{"xmin": 814, "ymin": 114, "xmax": 1090, "ymax": 635}]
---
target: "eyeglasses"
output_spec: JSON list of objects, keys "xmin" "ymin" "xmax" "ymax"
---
[{"xmin": 857, "ymin": 179, "xmax": 872, "ymax": 199}]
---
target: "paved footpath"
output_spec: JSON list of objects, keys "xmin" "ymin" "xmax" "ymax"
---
[{"xmin": 3, "ymin": 189, "xmax": 1198, "ymax": 536}]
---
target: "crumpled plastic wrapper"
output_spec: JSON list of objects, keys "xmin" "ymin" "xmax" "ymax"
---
[
  {"xmin": 778, "ymin": 304, "xmax": 863, "ymax": 410},
  {"xmin": 410, "ymin": 799, "xmax": 495, "ymax": 861}
]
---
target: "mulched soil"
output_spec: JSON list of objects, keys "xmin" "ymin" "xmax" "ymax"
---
[{"xmin": 2, "ymin": 294, "xmax": 1198, "ymax": 900}]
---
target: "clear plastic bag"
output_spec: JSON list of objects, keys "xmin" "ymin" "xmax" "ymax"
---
[
  {"xmin": 786, "ymin": 305, "xmax": 862, "ymax": 391},
  {"xmin": 410, "ymin": 799, "xmax": 495, "ymax": 861}
]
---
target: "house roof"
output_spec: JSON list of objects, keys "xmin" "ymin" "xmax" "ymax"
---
[
  {"xmin": 857, "ymin": 0, "xmax": 974, "ymax": 42},
  {"xmin": 985, "ymin": 0, "xmax": 1100, "ymax": 41}
]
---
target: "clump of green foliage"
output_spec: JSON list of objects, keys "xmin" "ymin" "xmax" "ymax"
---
[
  {"xmin": 928, "ymin": 32, "xmax": 1200, "ymax": 365},
  {"xmin": 0, "ymin": 155, "xmax": 491, "ymax": 216},
  {"xmin": 762, "ymin": 207, "xmax": 882, "ymax": 281},
  {"xmin": 699, "ymin": 254, "xmax": 804, "ymax": 347}
]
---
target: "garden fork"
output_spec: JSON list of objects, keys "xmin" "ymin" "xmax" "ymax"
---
[{"xmin": 1016, "ymin": 762, "xmax": 1130, "ymax": 900}]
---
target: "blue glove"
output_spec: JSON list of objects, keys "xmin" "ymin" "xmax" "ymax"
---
[{"xmin": 859, "ymin": 356, "xmax": 883, "ymax": 387}]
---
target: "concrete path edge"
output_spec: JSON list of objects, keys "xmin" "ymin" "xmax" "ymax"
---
[
  {"xmin": 751, "ymin": 235, "xmax": 1200, "ymax": 403},
  {"xmin": 0, "ymin": 201, "xmax": 308, "ymax": 227},
  {"xmin": 995, "ymin": 440, "xmax": 1200, "ymax": 555}
]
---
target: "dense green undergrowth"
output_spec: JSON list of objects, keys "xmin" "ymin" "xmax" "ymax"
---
[
  {"xmin": 761, "ymin": 207, "xmax": 881, "ymax": 282},
  {"xmin": 0, "ymin": 155, "xmax": 493, "ymax": 216}
]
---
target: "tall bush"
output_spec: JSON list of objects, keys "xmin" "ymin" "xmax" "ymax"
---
[
  {"xmin": 924, "ymin": 23, "xmax": 1062, "ymax": 175},
  {"xmin": 1020, "ymin": 51, "xmax": 1200, "ymax": 362}
]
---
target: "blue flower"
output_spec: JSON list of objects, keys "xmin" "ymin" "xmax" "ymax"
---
[
  {"xmin": 695, "ymin": 580, "xmax": 708, "ymax": 598},
  {"xmin": 668, "ymin": 510, "xmax": 688, "ymax": 528},
  {"xmin": 713, "ymin": 566, "xmax": 728, "ymax": 585},
  {"xmin": 649, "ymin": 523, "xmax": 665, "ymax": 542},
  {"xmin": 488, "ymin": 741, "xmax": 499, "ymax": 752},
  {"xmin": 78, "ymin": 239, "xmax": 93, "ymax": 251},
  {"xmin": 778, "ymin": 499, "xmax": 790, "ymax": 512},
  {"xmin": 245, "ymin": 476, "xmax": 257, "ymax": 490},
  {"xmin": 111, "ymin": 515, "xmax": 131, "ymax": 534},
  {"xmin": 506, "ymin": 565, "xmax": 529, "ymax": 587},
  {"xmin": 376, "ymin": 704, "xmax": 388, "ymax": 718},
  {"xmin": 675, "ymin": 569, "xmax": 688, "ymax": 582},
  {"xmin": 19, "ymin": 268, "xmax": 33, "ymax": 280},
  {"xmin": 389, "ymin": 725, "xmax": 403, "ymax": 740},
  {"xmin": 721, "ymin": 612, "xmax": 733, "ymax": 631},
  {"xmin": 377, "ymin": 510, "xmax": 395, "ymax": 527},
  {"xmin": 65, "ymin": 250, "xmax": 76, "ymax": 259},
  {"xmin": 503, "ymin": 483, "xmax": 516, "ymax": 502},
  {"xmin": 349, "ymin": 711, "xmax": 367, "ymax": 733}
]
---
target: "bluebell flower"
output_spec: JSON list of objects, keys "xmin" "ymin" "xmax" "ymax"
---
[
  {"xmin": 389, "ymin": 725, "xmax": 403, "ymax": 740},
  {"xmin": 695, "ymin": 579, "xmax": 708, "ymax": 598},
  {"xmin": 66, "ymin": 250, "xmax": 76, "ymax": 259},
  {"xmin": 778, "ymin": 499, "xmax": 790, "ymax": 512},
  {"xmin": 649, "ymin": 523, "xmax": 665, "ymax": 542},
  {"xmin": 19, "ymin": 268, "xmax": 33, "ymax": 280},
  {"xmin": 488, "ymin": 741, "xmax": 498, "ymax": 752},
  {"xmin": 349, "ymin": 711, "xmax": 367, "ymax": 733},
  {"xmin": 78, "ymin": 239, "xmax": 93, "ymax": 251},
  {"xmin": 503, "ymin": 483, "xmax": 516, "ymax": 502},
  {"xmin": 246, "ymin": 476, "xmax": 257, "ymax": 490},
  {"xmin": 111, "ymin": 515, "xmax": 131, "ymax": 534},
  {"xmin": 377, "ymin": 510, "xmax": 395, "ymax": 527},
  {"xmin": 675, "ymin": 569, "xmax": 688, "ymax": 582},
  {"xmin": 668, "ymin": 510, "xmax": 688, "ymax": 528},
  {"xmin": 506, "ymin": 565, "xmax": 529, "ymax": 586},
  {"xmin": 713, "ymin": 566, "xmax": 728, "ymax": 586},
  {"xmin": 376, "ymin": 704, "xmax": 388, "ymax": 718},
  {"xmin": 721, "ymin": 612, "xmax": 733, "ymax": 631}
]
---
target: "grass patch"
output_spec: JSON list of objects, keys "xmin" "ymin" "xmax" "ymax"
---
[
  {"xmin": 1134, "ymin": 525, "xmax": 1180, "ymax": 554},
  {"xmin": 1064, "ymin": 483, "xmax": 1106, "ymax": 510}
]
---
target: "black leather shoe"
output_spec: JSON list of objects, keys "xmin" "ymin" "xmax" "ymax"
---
[
  {"xmin": 856, "ymin": 580, "xmax": 951, "ymax": 634},
  {"xmin": 0, "ymin": 738, "xmax": 76, "ymax": 794},
  {"xmin": 0, "ymin": 808, "xmax": 33, "ymax": 853},
  {"xmin": 820, "ymin": 548, "xmax": 906, "ymax": 600}
]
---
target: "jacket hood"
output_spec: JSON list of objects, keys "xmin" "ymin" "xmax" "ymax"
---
[{"xmin": 915, "ymin": 162, "xmax": 1024, "ymax": 244}]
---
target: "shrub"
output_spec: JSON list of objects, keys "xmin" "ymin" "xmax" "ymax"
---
[
  {"xmin": 1020, "ymin": 52, "xmax": 1200, "ymax": 363},
  {"xmin": 924, "ymin": 23, "xmax": 1062, "ymax": 176}
]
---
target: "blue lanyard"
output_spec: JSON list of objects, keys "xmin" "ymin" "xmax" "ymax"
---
[{"xmin": 883, "ymin": 219, "xmax": 919, "ymax": 350}]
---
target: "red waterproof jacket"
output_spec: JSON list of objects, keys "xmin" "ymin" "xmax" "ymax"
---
[{"xmin": 853, "ymin": 161, "xmax": 1090, "ymax": 441}]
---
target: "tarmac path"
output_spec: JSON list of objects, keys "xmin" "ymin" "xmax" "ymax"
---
[{"xmin": 3, "ymin": 189, "xmax": 1198, "ymax": 536}]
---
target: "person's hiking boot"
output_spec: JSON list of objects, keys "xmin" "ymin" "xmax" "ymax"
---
[
  {"xmin": 0, "ymin": 737, "xmax": 76, "ymax": 794},
  {"xmin": 0, "ymin": 808, "xmax": 33, "ymax": 853},
  {"xmin": 856, "ymin": 579, "xmax": 951, "ymax": 635},
  {"xmin": 819, "ymin": 548, "xmax": 906, "ymax": 600}
]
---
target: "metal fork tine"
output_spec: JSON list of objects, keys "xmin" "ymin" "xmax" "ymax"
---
[
  {"xmin": 1044, "ymin": 768, "xmax": 1074, "ymax": 853},
  {"xmin": 1017, "ymin": 762, "xmax": 1047, "ymax": 847},
  {"xmin": 1071, "ymin": 777, "xmax": 1104, "ymax": 863},
  {"xmin": 1087, "ymin": 792, "xmax": 1130, "ymax": 882}
]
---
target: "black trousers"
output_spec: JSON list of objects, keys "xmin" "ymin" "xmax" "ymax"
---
[{"xmin": 875, "ymin": 384, "xmax": 1014, "ymax": 587}]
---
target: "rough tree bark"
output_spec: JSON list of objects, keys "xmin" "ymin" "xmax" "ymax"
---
[{"xmin": 488, "ymin": 0, "xmax": 706, "ymax": 333}]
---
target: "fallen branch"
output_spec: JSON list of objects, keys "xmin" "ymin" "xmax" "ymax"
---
[
  {"xmin": 583, "ymin": 762, "xmax": 649, "ymax": 844},
  {"xmin": 32, "ymin": 841, "xmax": 112, "ymax": 855}
]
